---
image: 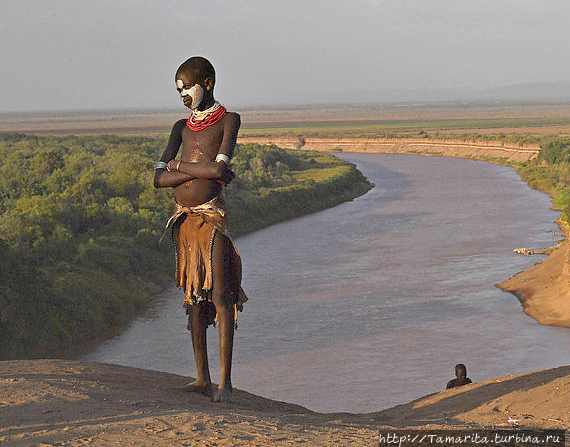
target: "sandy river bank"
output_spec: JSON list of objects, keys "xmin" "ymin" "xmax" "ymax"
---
[
  {"xmin": 1, "ymin": 360, "xmax": 569, "ymax": 445},
  {"xmin": 497, "ymin": 223, "xmax": 570, "ymax": 328},
  {"xmin": 237, "ymin": 136, "xmax": 540, "ymax": 163}
]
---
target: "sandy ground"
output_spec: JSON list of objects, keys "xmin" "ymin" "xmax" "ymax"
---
[
  {"xmin": 498, "ymin": 237, "xmax": 570, "ymax": 328},
  {"xmin": 1, "ymin": 360, "xmax": 570, "ymax": 446}
]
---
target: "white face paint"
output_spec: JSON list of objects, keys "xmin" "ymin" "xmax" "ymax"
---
[{"xmin": 176, "ymin": 79, "xmax": 204, "ymax": 110}]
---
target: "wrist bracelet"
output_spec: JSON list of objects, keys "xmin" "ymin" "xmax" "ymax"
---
[
  {"xmin": 156, "ymin": 161, "xmax": 168, "ymax": 170},
  {"xmin": 215, "ymin": 153, "xmax": 231, "ymax": 164}
]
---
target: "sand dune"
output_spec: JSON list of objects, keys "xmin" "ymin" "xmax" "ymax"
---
[{"xmin": 1, "ymin": 360, "xmax": 569, "ymax": 445}]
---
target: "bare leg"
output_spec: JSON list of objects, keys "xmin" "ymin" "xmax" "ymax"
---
[
  {"xmin": 184, "ymin": 302, "xmax": 213, "ymax": 396},
  {"xmin": 210, "ymin": 232, "xmax": 235, "ymax": 403}
]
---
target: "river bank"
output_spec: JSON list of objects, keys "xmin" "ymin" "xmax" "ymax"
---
[
  {"xmin": 238, "ymin": 136, "xmax": 540, "ymax": 163},
  {"xmin": 497, "ymin": 223, "xmax": 570, "ymax": 328},
  {"xmin": 1, "ymin": 359, "xmax": 569, "ymax": 445},
  {"xmin": 238, "ymin": 136, "xmax": 570, "ymax": 329}
]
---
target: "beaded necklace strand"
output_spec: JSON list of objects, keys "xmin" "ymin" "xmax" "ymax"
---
[{"xmin": 187, "ymin": 101, "xmax": 227, "ymax": 131}]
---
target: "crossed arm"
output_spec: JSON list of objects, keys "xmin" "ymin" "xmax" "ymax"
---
[{"xmin": 154, "ymin": 159, "xmax": 234, "ymax": 188}]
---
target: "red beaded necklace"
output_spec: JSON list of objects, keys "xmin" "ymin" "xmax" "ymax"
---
[{"xmin": 186, "ymin": 105, "xmax": 227, "ymax": 131}]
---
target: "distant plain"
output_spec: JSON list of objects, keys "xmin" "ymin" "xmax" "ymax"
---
[{"xmin": 4, "ymin": 101, "xmax": 570, "ymax": 136}]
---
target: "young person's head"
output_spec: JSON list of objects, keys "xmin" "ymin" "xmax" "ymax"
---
[
  {"xmin": 455, "ymin": 363, "xmax": 467, "ymax": 379},
  {"xmin": 175, "ymin": 57, "xmax": 216, "ymax": 110}
]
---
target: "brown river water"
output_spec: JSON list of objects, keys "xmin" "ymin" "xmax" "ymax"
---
[{"xmin": 83, "ymin": 153, "xmax": 570, "ymax": 413}]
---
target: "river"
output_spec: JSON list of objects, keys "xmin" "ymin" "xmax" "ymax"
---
[{"xmin": 82, "ymin": 153, "xmax": 570, "ymax": 413}]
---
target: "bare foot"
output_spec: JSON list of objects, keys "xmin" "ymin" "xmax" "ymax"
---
[
  {"xmin": 212, "ymin": 386, "xmax": 232, "ymax": 403},
  {"xmin": 180, "ymin": 379, "xmax": 213, "ymax": 397}
]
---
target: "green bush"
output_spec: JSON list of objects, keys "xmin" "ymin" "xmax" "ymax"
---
[{"xmin": 539, "ymin": 137, "xmax": 570, "ymax": 164}]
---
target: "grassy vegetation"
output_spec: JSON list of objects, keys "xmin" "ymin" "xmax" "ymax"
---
[{"xmin": 0, "ymin": 134, "xmax": 371, "ymax": 359}]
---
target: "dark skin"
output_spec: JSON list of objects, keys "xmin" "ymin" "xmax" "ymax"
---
[
  {"xmin": 446, "ymin": 364, "xmax": 472, "ymax": 389},
  {"xmin": 154, "ymin": 68, "xmax": 240, "ymax": 403}
]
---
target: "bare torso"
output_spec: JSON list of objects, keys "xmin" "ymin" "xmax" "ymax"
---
[
  {"xmin": 155, "ymin": 110, "xmax": 240, "ymax": 206},
  {"xmin": 174, "ymin": 119, "xmax": 225, "ymax": 207}
]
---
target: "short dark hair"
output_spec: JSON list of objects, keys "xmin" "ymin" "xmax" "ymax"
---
[
  {"xmin": 176, "ymin": 56, "xmax": 215, "ymax": 85},
  {"xmin": 455, "ymin": 364, "xmax": 467, "ymax": 376}
]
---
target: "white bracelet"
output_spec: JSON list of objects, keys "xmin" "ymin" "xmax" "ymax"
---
[
  {"xmin": 215, "ymin": 153, "xmax": 230, "ymax": 164},
  {"xmin": 156, "ymin": 161, "xmax": 168, "ymax": 170}
]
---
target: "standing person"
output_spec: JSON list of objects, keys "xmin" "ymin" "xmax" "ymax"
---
[{"xmin": 154, "ymin": 56, "xmax": 247, "ymax": 403}]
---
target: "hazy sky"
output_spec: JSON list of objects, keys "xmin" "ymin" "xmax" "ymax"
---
[{"xmin": 2, "ymin": 0, "xmax": 569, "ymax": 112}]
